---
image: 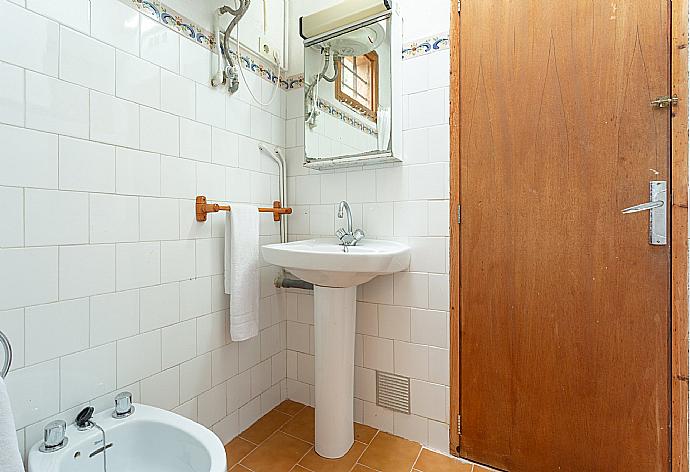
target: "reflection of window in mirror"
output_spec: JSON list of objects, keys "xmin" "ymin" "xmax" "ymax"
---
[{"xmin": 335, "ymin": 52, "xmax": 379, "ymax": 122}]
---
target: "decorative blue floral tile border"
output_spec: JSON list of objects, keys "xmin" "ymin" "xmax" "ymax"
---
[
  {"xmin": 120, "ymin": 0, "xmax": 447, "ymax": 91},
  {"xmin": 402, "ymin": 33, "xmax": 450, "ymax": 59},
  {"xmin": 316, "ymin": 99, "xmax": 378, "ymax": 136}
]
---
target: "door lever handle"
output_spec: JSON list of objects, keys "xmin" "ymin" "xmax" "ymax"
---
[{"xmin": 621, "ymin": 200, "xmax": 664, "ymax": 214}]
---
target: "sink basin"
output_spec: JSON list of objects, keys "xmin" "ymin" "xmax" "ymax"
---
[
  {"xmin": 262, "ymin": 238, "xmax": 410, "ymax": 459},
  {"xmin": 261, "ymin": 238, "xmax": 410, "ymax": 287}
]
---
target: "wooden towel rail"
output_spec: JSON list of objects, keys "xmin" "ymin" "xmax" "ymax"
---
[{"xmin": 195, "ymin": 195, "xmax": 292, "ymax": 222}]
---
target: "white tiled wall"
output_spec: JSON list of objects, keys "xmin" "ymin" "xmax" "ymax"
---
[
  {"xmin": 283, "ymin": 47, "xmax": 452, "ymax": 452},
  {"xmin": 0, "ymin": 0, "xmax": 288, "ymax": 463}
]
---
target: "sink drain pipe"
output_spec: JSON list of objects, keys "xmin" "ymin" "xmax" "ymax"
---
[{"xmin": 274, "ymin": 273, "xmax": 314, "ymax": 291}]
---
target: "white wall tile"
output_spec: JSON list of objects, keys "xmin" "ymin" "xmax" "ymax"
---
[
  {"xmin": 179, "ymin": 38, "xmax": 212, "ymax": 85},
  {"xmin": 161, "ymin": 239, "xmax": 196, "ymax": 283},
  {"xmin": 140, "ymin": 107, "xmax": 179, "ymax": 156},
  {"xmin": 394, "ymin": 201, "xmax": 428, "ymax": 237},
  {"xmin": 428, "ymin": 347, "xmax": 449, "ymax": 386},
  {"xmin": 227, "ymin": 370, "xmax": 251, "ymax": 412},
  {"xmin": 140, "ymin": 197, "xmax": 179, "ymax": 241},
  {"xmin": 427, "ymin": 200, "xmax": 449, "ymax": 236},
  {"xmin": 180, "ymin": 118, "xmax": 212, "ymax": 162},
  {"xmin": 161, "ymin": 158, "xmax": 196, "ymax": 200},
  {"xmin": 25, "ymin": 71, "xmax": 89, "ymax": 138},
  {"xmin": 91, "ymin": 0, "xmax": 140, "ymax": 56},
  {"xmin": 0, "ymin": 247, "xmax": 57, "ymax": 310},
  {"xmin": 140, "ymin": 15, "xmax": 179, "ymax": 73},
  {"xmin": 25, "ymin": 298, "xmax": 89, "ymax": 365},
  {"xmin": 59, "ymin": 26, "xmax": 115, "ymax": 94},
  {"xmin": 25, "ymin": 189, "xmax": 88, "ymax": 246},
  {"xmin": 195, "ymin": 238, "xmax": 224, "ymax": 277},
  {"xmin": 359, "ymin": 274, "xmax": 394, "ymax": 305},
  {"xmin": 393, "ymin": 272, "xmax": 429, "ymax": 309},
  {"xmin": 0, "ymin": 124, "xmax": 57, "ymax": 189},
  {"xmin": 90, "ymin": 290, "xmax": 139, "ymax": 347},
  {"xmin": 90, "ymin": 193, "xmax": 139, "ymax": 243},
  {"xmin": 394, "ymin": 341, "xmax": 428, "ymax": 380},
  {"xmin": 402, "ymin": 55, "xmax": 429, "ymax": 95},
  {"xmin": 60, "ymin": 343, "xmax": 116, "ymax": 410},
  {"xmin": 141, "ymin": 366, "xmax": 180, "ymax": 410},
  {"xmin": 0, "ymin": 308, "xmax": 25, "ymax": 370},
  {"xmin": 116, "ymin": 148, "xmax": 161, "ymax": 196},
  {"xmin": 238, "ymin": 336, "xmax": 260, "ymax": 373},
  {"xmin": 212, "ymin": 128, "xmax": 239, "ymax": 167},
  {"xmin": 394, "ymin": 412, "xmax": 428, "ymax": 446},
  {"xmin": 212, "ymin": 342, "xmax": 238, "ymax": 385},
  {"xmin": 161, "ymin": 69, "xmax": 195, "ymax": 119},
  {"xmin": 116, "ymin": 50, "xmax": 160, "ymax": 108},
  {"xmin": 197, "ymin": 163, "xmax": 226, "ymax": 201},
  {"xmin": 355, "ymin": 302, "xmax": 378, "ymax": 336},
  {"xmin": 411, "ymin": 309, "xmax": 448, "ymax": 348},
  {"xmin": 5, "ymin": 359, "xmax": 60, "ymax": 429},
  {"xmin": 428, "ymin": 419, "xmax": 449, "ymax": 452},
  {"xmin": 363, "ymin": 335, "xmax": 394, "ymax": 372},
  {"xmin": 0, "ymin": 186, "xmax": 23, "ymax": 247},
  {"xmin": 198, "ymin": 383, "xmax": 227, "ymax": 427},
  {"xmin": 409, "ymin": 237, "xmax": 447, "ymax": 273},
  {"xmin": 408, "ymin": 163, "xmax": 449, "ymax": 200},
  {"xmin": 90, "ymin": 91, "xmax": 140, "ymax": 148},
  {"xmin": 347, "ymin": 170, "xmax": 377, "ymax": 204},
  {"xmin": 117, "ymin": 330, "xmax": 162, "ymax": 387},
  {"xmin": 0, "ymin": 1, "xmax": 58, "ymax": 75},
  {"xmin": 197, "ymin": 310, "xmax": 226, "ymax": 355},
  {"xmin": 59, "ymin": 244, "xmax": 116, "ymax": 300},
  {"xmin": 0, "ymin": 61, "xmax": 25, "ymax": 126},
  {"xmin": 407, "ymin": 88, "xmax": 446, "ymax": 129},
  {"xmin": 226, "ymin": 96, "xmax": 251, "ymax": 136},
  {"xmin": 140, "ymin": 282, "xmax": 180, "ymax": 331},
  {"xmin": 162, "ymin": 319, "xmax": 196, "ymax": 369},
  {"xmin": 180, "ymin": 277, "xmax": 212, "ymax": 320},
  {"xmin": 428, "ymin": 273, "xmax": 449, "ymax": 311},
  {"xmin": 179, "ymin": 353, "xmax": 212, "ymax": 402},
  {"xmin": 410, "ymin": 380, "xmax": 447, "ymax": 422},
  {"xmin": 196, "ymin": 84, "xmax": 225, "ymax": 128},
  {"xmin": 116, "ymin": 241, "xmax": 161, "ymax": 290},
  {"xmin": 378, "ymin": 305, "xmax": 411, "ymax": 341},
  {"xmin": 59, "ymin": 136, "xmax": 115, "ymax": 192}
]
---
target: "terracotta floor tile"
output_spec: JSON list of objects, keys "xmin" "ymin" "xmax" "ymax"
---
[
  {"xmin": 358, "ymin": 431, "xmax": 422, "ymax": 472},
  {"xmin": 413, "ymin": 449, "xmax": 473, "ymax": 472},
  {"xmin": 290, "ymin": 466, "xmax": 311, "ymax": 471},
  {"xmin": 281, "ymin": 406, "xmax": 315, "ymax": 444},
  {"xmin": 241, "ymin": 432, "xmax": 312, "ymax": 472},
  {"xmin": 352, "ymin": 465, "xmax": 377, "ymax": 471},
  {"xmin": 298, "ymin": 441, "xmax": 366, "ymax": 471},
  {"xmin": 239, "ymin": 409, "xmax": 292, "ymax": 444},
  {"xmin": 275, "ymin": 399, "xmax": 306, "ymax": 416},
  {"xmin": 354, "ymin": 422, "xmax": 378, "ymax": 444},
  {"xmin": 225, "ymin": 437, "xmax": 257, "ymax": 467}
]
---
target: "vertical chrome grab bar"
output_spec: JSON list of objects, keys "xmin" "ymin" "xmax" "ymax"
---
[{"xmin": 0, "ymin": 330, "xmax": 11, "ymax": 378}]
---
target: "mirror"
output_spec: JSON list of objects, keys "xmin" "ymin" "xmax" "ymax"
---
[{"xmin": 302, "ymin": 9, "xmax": 402, "ymax": 169}]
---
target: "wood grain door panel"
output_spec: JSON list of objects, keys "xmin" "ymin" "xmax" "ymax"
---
[{"xmin": 458, "ymin": 1, "xmax": 671, "ymax": 471}]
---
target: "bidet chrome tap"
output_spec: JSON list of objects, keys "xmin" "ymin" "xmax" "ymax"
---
[{"xmin": 336, "ymin": 201, "xmax": 365, "ymax": 247}]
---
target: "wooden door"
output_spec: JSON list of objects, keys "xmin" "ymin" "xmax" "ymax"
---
[{"xmin": 457, "ymin": 1, "xmax": 671, "ymax": 471}]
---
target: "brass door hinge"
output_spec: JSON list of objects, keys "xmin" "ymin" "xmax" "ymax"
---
[
  {"xmin": 457, "ymin": 414, "xmax": 462, "ymax": 435},
  {"xmin": 651, "ymin": 95, "xmax": 679, "ymax": 108},
  {"xmin": 457, "ymin": 204, "xmax": 461, "ymax": 224}
]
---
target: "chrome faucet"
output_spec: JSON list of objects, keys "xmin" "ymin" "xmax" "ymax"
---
[{"xmin": 336, "ymin": 201, "xmax": 365, "ymax": 247}]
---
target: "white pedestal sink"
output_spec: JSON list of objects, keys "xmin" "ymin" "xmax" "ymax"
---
[{"xmin": 261, "ymin": 238, "xmax": 410, "ymax": 458}]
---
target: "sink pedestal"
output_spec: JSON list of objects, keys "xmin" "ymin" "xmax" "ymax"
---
[{"xmin": 313, "ymin": 285, "xmax": 357, "ymax": 458}]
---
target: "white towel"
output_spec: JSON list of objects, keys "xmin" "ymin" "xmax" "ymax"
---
[
  {"xmin": 377, "ymin": 106, "xmax": 391, "ymax": 151},
  {"xmin": 225, "ymin": 203, "xmax": 260, "ymax": 341},
  {"xmin": 0, "ymin": 378, "xmax": 24, "ymax": 472}
]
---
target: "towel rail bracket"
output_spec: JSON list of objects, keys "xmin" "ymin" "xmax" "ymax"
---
[{"xmin": 195, "ymin": 195, "xmax": 292, "ymax": 223}]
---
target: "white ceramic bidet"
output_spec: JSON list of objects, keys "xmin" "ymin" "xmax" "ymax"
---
[{"xmin": 28, "ymin": 403, "xmax": 226, "ymax": 472}]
